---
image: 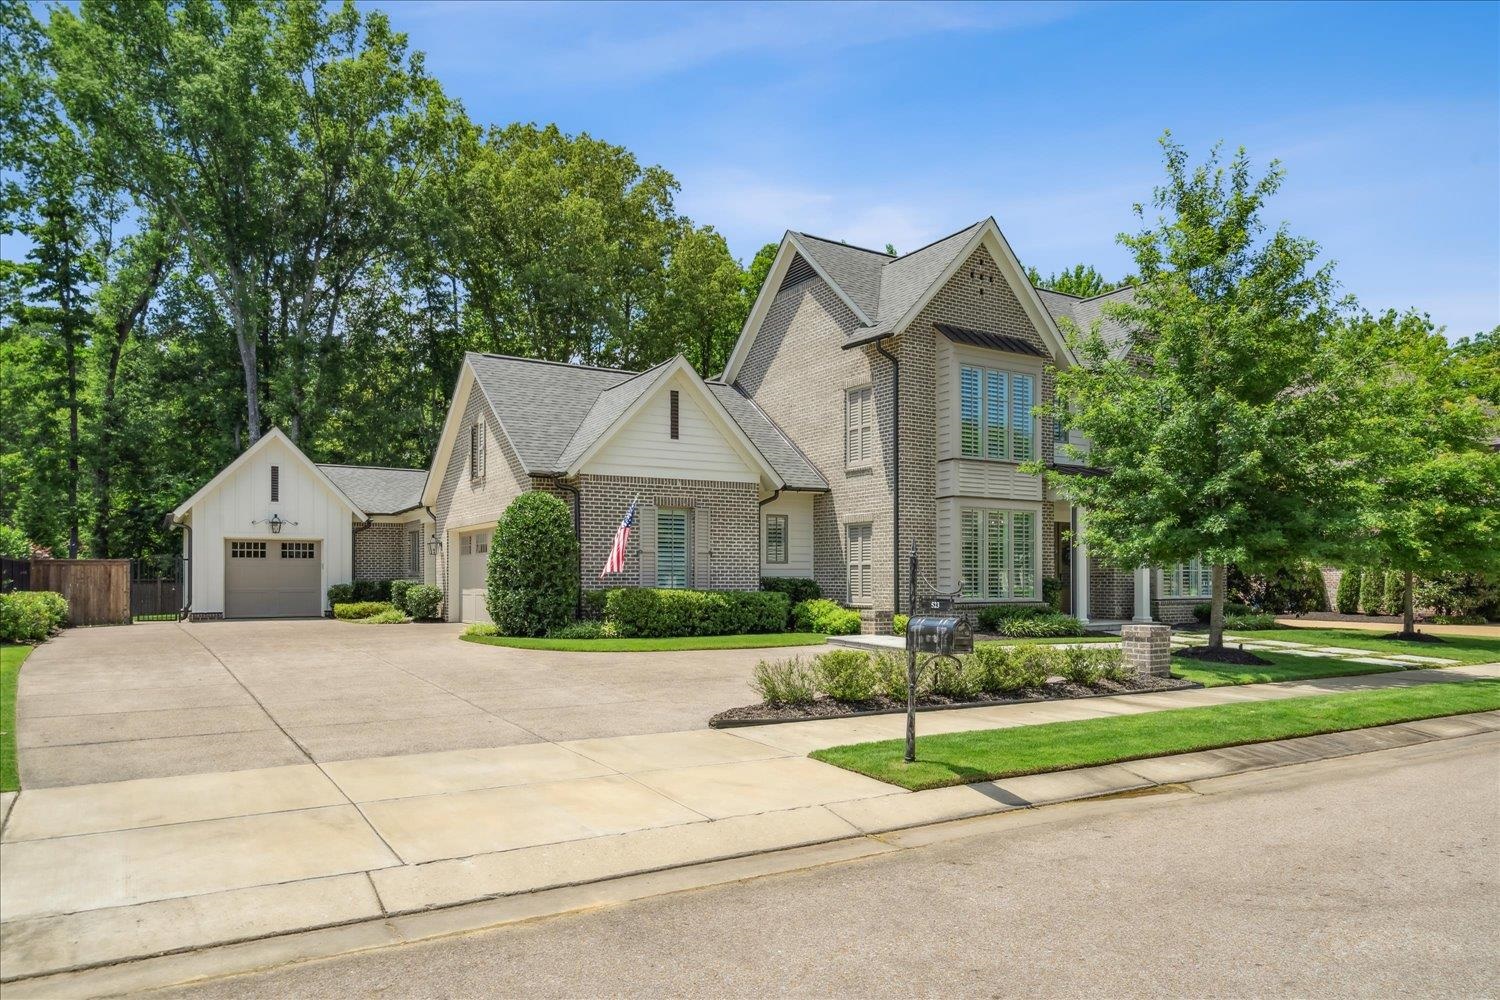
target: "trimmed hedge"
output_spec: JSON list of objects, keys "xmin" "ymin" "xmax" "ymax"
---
[
  {"xmin": 605, "ymin": 588, "xmax": 788, "ymax": 638},
  {"xmin": 0, "ymin": 591, "xmax": 69, "ymax": 642},
  {"xmin": 488, "ymin": 491, "xmax": 578, "ymax": 637},
  {"xmin": 405, "ymin": 585, "xmax": 441, "ymax": 621},
  {"xmin": 790, "ymin": 598, "xmax": 861, "ymax": 635},
  {"xmin": 1335, "ymin": 567, "xmax": 1362, "ymax": 615},
  {"xmin": 327, "ymin": 583, "xmax": 354, "ymax": 606},
  {"xmin": 333, "ymin": 601, "xmax": 395, "ymax": 621},
  {"xmin": 760, "ymin": 577, "xmax": 821, "ymax": 605},
  {"xmin": 328, "ymin": 580, "xmax": 400, "ymax": 607}
]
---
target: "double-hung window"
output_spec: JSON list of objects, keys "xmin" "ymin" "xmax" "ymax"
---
[
  {"xmin": 657, "ymin": 509, "xmax": 689, "ymax": 589},
  {"xmin": 1161, "ymin": 557, "xmax": 1213, "ymax": 598},
  {"xmin": 764, "ymin": 514, "xmax": 788, "ymax": 565},
  {"xmin": 959, "ymin": 365, "xmax": 1035, "ymax": 461},
  {"xmin": 846, "ymin": 387, "xmax": 873, "ymax": 466},
  {"xmin": 958, "ymin": 508, "xmax": 1036, "ymax": 600}
]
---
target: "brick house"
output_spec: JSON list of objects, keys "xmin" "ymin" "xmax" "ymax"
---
[{"xmin": 419, "ymin": 216, "xmax": 1208, "ymax": 628}]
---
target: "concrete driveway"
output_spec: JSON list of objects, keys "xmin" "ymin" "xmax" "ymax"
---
[{"xmin": 15, "ymin": 620, "xmax": 824, "ymax": 788}]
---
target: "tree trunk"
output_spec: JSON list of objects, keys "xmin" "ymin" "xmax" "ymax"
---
[
  {"xmin": 1208, "ymin": 562, "xmax": 1228, "ymax": 649},
  {"xmin": 1403, "ymin": 568, "xmax": 1416, "ymax": 635}
]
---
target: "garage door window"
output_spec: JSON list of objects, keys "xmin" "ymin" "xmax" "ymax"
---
[
  {"xmin": 230, "ymin": 541, "xmax": 266, "ymax": 559},
  {"xmin": 280, "ymin": 542, "xmax": 315, "ymax": 559}
]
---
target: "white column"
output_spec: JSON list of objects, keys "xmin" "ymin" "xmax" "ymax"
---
[
  {"xmin": 1073, "ymin": 507, "xmax": 1090, "ymax": 626},
  {"xmin": 1133, "ymin": 565, "xmax": 1152, "ymax": 621}
]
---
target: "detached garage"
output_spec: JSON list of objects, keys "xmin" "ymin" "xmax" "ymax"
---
[{"xmin": 171, "ymin": 428, "xmax": 433, "ymax": 620}]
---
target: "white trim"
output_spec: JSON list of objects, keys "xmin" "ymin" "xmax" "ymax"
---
[
  {"xmin": 172, "ymin": 427, "xmax": 366, "ymax": 522},
  {"xmin": 564, "ymin": 356, "xmax": 784, "ymax": 489}
]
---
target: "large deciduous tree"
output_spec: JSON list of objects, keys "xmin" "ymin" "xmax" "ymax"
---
[
  {"xmin": 1025, "ymin": 263, "xmax": 1132, "ymax": 298},
  {"xmin": 1042, "ymin": 135, "xmax": 1356, "ymax": 653}
]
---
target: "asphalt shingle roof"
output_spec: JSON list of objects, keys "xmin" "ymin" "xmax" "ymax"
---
[
  {"xmin": 553, "ymin": 361, "xmax": 676, "ymax": 471},
  {"xmin": 705, "ymin": 382, "xmax": 828, "ymax": 491},
  {"xmin": 316, "ymin": 464, "xmax": 427, "ymax": 515},
  {"xmin": 1034, "ymin": 285, "xmax": 1138, "ymax": 359}
]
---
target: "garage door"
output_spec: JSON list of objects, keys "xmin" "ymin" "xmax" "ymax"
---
[
  {"xmin": 459, "ymin": 528, "xmax": 492, "ymax": 624},
  {"xmin": 225, "ymin": 539, "xmax": 322, "ymax": 618}
]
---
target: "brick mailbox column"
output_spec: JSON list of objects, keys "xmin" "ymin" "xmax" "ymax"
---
[{"xmin": 1121, "ymin": 623, "xmax": 1172, "ymax": 677}]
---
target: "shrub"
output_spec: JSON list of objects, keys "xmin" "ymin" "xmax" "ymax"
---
[
  {"xmin": 404, "ymin": 584, "xmax": 442, "ymax": 621},
  {"xmin": 464, "ymin": 622, "xmax": 498, "ymax": 637},
  {"xmin": 488, "ymin": 491, "xmax": 579, "ymax": 637},
  {"xmin": 892, "ymin": 613, "xmax": 909, "ymax": 636},
  {"xmin": 813, "ymin": 650, "xmax": 877, "ymax": 702},
  {"xmin": 390, "ymin": 580, "xmax": 412, "ymax": 614},
  {"xmin": 1335, "ymin": 568, "xmax": 1362, "ymax": 615},
  {"xmin": 976, "ymin": 604, "xmax": 1045, "ymax": 632},
  {"xmin": 1415, "ymin": 572, "xmax": 1499, "ymax": 620},
  {"xmin": 1007, "ymin": 644, "xmax": 1054, "ymax": 688},
  {"xmin": 791, "ymin": 598, "xmax": 861, "ymax": 635},
  {"xmin": 1057, "ymin": 646, "xmax": 1103, "ymax": 686},
  {"xmin": 1431, "ymin": 614, "xmax": 1486, "ymax": 625},
  {"xmin": 0, "ymin": 524, "xmax": 31, "ymax": 558},
  {"xmin": 1191, "ymin": 601, "xmax": 1251, "ymax": 623},
  {"xmin": 1382, "ymin": 570, "xmax": 1407, "ymax": 617},
  {"xmin": 966, "ymin": 645, "xmax": 1012, "ymax": 694},
  {"xmin": 751, "ymin": 657, "xmax": 817, "ymax": 706},
  {"xmin": 926, "ymin": 655, "xmax": 981, "ymax": 699},
  {"xmin": 1359, "ymin": 567, "xmax": 1387, "ymax": 615},
  {"xmin": 996, "ymin": 613, "xmax": 1083, "ymax": 638},
  {"xmin": 333, "ymin": 601, "xmax": 394, "ymax": 621},
  {"xmin": 1094, "ymin": 647, "xmax": 1131, "ymax": 683},
  {"xmin": 352, "ymin": 609, "xmax": 407, "ymax": 624},
  {"xmin": 327, "ymin": 583, "xmax": 354, "ymax": 607},
  {"xmin": 1224, "ymin": 612, "xmax": 1280, "ymax": 630},
  {"xmin": 872, "ymin": 651, "xmax": 916, "ymax": 700},
  {"xmin": 604, "ymin": 588, "xmax": 788, "ymax": 638},
  {"xmin": 1042, "ymin": 577, "xmax": 1065, "ymax": 612},
  {"xmin": 760, "ymin": 577, "xmax": 821, "ymax": 608},
  {"xmin": 0, "ymin": 590, "xmax": 69, "ymax": 642},
  {"xmin": 1226, "ymin": 563, "xmax": 1328, "ymax": 613},
  {"xmin": 350, "ymin": 579, "xmax": 394, "ymax": 602},
  {"xmin": 546, "ymin": 619, "xmax": 618, "ymax": 639},
  {"xmin": 580, "ymin": 589, "xmax": 609, "ymax": 620}
]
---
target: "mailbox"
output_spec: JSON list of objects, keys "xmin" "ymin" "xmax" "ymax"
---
[{"xmin": 906, "ymin": 614, "xmax": 974, "ymax": 656}]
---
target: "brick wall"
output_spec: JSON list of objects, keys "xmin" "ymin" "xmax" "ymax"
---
[
  {"xmin": 353, "ymin": 523, "xmax": 408, "ymax": 581},
  {"xmin": 1089, "ymin": 561, "xmax": 1135, "ymax": 620},
  {"xmin": 1153, "ymin": 598, "xmax": 1199, "ymax": 626}
]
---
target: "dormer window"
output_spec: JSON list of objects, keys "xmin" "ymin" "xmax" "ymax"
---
[{"xmin": 270, "ymin": 465, "xmax": 280, "ymax": 502}]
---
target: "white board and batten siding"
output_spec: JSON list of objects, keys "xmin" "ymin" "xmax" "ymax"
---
[
  {"xmin": 185, "ymin": 435, "xmax": 355, "ymax": 615},
  {"xmin": 581, "ymin": 373, "xmax": 759, "ymax": 483},
  {"xmin": 759, "ymin": 491, "xmax": 814, "ymax": 578},
  {"xmin": 934, "ymin": 334, "xmax": 1045, "ymax": 502}
]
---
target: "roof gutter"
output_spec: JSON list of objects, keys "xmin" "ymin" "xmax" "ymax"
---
[{"xmin": 874, "ymin": 335, "xmax": 902, "ymax": 615}]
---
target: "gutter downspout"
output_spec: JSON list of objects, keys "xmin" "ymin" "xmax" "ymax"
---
[
  {"xmin": 555, "ymin": 479, "xmax": 583, "ymax": 617},
  {"xmin": 757, "ymin": 488, "xmax": 780, "ymax": 585},
  {"xmin": 179, "ymin": 522, "xmax": 191, "ymax": 619},
  {"xmin": 874, "ymin": 336, "xmax": 901, "ymax": 614}
]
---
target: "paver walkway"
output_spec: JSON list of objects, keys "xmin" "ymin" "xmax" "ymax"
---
[{"xmin": 3, "ymin": 662, "xmax": 1496, "ymax": 983}]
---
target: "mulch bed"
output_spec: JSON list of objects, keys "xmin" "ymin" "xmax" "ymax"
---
[
  {"xmin": 1173, "ymin": 644, "xmax": 1271, "ymax": 666},
  {"xmin": 1379, "ymin": 630, "xmax": 1447, "ymax": 644},
  {"xmin": 709, "ymin": 673, "xmax": 1196, "ymax": 727}
]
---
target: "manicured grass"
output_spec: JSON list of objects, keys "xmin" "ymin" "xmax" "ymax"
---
[
  {"xmin": 810, "ymin": 679, "xmax": 1500, "ymax": 790},
  {"xmin": 461, "ymin": 632, "xmax": 829, "ymax": 652},
  {"xmin": 1226, "ymin": 628, "xmax": 1500, "ymax": 665},
  {"xmin": 1, "ymin": 644, "xmax": 33, "ymax": 792},
  {"xmin": 1171, "ymin": 650, "xmax": 1412, "ymax": 688},
  {"xmin": 977, "ymin": 634, "xmax": 1119, "ymax": 647}
]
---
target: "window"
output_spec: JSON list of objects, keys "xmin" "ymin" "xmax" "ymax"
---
[
  {"xmin": 1162, "ymin": 557, "xmax": 1213, "ymax": 598},
  {"xmin": 230, "ymin": 541, "xmax": 266, "ymax": 559},
  {"xmin": 958, "ymin": 508, "xmax": 1036, "ymax": 599},
  {"xmin": 958, "ymin": 365, "xmax": 1035, "ymax": 461},
  {"xmin": 846, "ymin": 523, "xmax": 872, "ymax": 605},
  {"xmin": 460, "ymin": 534, "xmax": 473, "ymax": 556},
  {"xmin": 657, "ymin": 509, "xmax": 689, "ymax": 588},
  {"xmin": 280, "ymin": 541, "xmax": 315, "ymax": 559},
  {"xmin": 270, "ymin": 465, "xmax": 280, "ymax": 502},
  {"xmin": 408, "ymin": 530, "xmax": 421, "ymax": 576},
  {"xmin": 765, "ymin": 514, "xmax": 788, "ymax": 565},
  {"xmin": 669, "ymin": 390, "xmax": 679, "ymax": 439},
  {"xmin": 475, "ymin": 533, "xmax": 489, "ymax": 555},
  {"xmin": 1054, "ymin": 418, "xmax": 1068, "ymax": 445},
  {"xmin": 846, "ymin": 386, "xmax": 873, "ymax": 466},
  {"xmin": 469, "ymin": 421, "xmax": 486, "ymax": 481}
]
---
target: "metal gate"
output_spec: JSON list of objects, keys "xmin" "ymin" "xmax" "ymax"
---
[{"xmin": 131, "ymin": 555, "xmax": 183, "ymax": 620}]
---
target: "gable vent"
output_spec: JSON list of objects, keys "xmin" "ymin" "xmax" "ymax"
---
[{"xmin": 778, "ymin": 253, "xmax": 816, "ymax": 294}]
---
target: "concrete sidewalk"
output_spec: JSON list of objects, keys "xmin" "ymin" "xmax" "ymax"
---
[{"xmin": 3, "ymin": 662, "xmax": 1497, "ymax": 985}]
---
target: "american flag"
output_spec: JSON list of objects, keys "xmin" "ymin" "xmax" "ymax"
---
[{"xmin": 600, "ymin": 497, "xmax": 638, "ymax": 578}]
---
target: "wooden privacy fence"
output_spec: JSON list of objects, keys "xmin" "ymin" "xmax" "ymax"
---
[
  {"xmin": 130, "ymin": 575, "xmax": 182, "ymax": 618},
  {"xmin": 29, "ymin": 559, "xmax": 132, "ymax": 626}
]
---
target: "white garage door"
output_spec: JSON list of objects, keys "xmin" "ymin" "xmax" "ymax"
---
[
  {"xmin": 458, "ymin": 528, "xmax": 492, "ymax": 624},
  {"xmin": 225, "ymin": 539, "xmax": 322, "ymax": 618}
]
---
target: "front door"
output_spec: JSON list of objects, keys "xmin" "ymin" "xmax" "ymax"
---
[{"xmin": 458, "ymin": 528, "xmax": 492, "ymax": 624}]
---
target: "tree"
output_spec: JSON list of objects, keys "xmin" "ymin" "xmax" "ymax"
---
[
  {"xmin": 1042, "ymin": 135, "xmax": 1353, "ymax": 653},
  {"xmin": 1333, "ymin": 310, "xmax": 1500, "ymax": 636},
  {"xmin": 743, "ymin": 242, "xmax": 779, "ymax": 303},
  {"xmin": 1334, "ymin": 567, "xmax": 1362, "ymax": 615},
  {"xmin": 1026, "ymin": 263, "xmax": 1132, "ymax": 298}
]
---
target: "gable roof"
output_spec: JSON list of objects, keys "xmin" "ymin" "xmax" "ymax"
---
[
  {"xmin": 171, "ymin": 427, "xmax": 366, "ymax": 522},
  {"xmin": 317, "ymin": 464, "xmax": 426, "ymax": 516},
  {"xmin": 1034, "ymin": 285, "xmax": 1138, "ymax": 359},
  {"xmin": 723, "ymin": 218, "xmax": 1076, "ymax": 382},
  {"xmin": 704, "ymin": 382, "xmax": 827, "ymax": 491},
  {"xmin": 553, "ymin": 361, "xmax": 678, "ymax": 472}
]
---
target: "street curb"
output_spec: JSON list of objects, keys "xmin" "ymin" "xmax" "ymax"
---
[{"xmin": 7, "ymin": 711, "xmax": 1498, "ymax": 998}]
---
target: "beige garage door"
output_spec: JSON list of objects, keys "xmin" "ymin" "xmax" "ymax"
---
[
  {"xmin": 458, "ymin": 528, "xmax": 492, "ymax": 624},
  {"xmin": 225, "ymin": 539, "xmax": 322, "ymax": 618}
]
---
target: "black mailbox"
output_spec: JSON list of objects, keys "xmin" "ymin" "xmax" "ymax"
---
[{"xmin": 906, "ymin": 614, "xmax": 974, "ymax": 656}]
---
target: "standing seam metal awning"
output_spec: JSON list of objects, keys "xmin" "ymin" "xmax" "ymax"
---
[{"xmin": 933, "ymin": 322, "xmax": 1049, "ymax": 359}]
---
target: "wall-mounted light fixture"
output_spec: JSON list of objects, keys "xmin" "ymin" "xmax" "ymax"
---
[
  {"xmin": 427, "ymin": 530, "xmax": 442, "ymax": 554},
  {"xmin": 252, "ymin": 513, "xmax": 298, "ymax": 534}
]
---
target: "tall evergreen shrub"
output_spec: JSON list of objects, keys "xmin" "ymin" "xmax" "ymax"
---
[{"xmin": 487, "ymin": 491, "xmax": 579, "ymax": 636}]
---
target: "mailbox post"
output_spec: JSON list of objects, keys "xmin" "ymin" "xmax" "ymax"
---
[
  {"xmin": 905, "ymin": 545, "xmax": 918, "ymax": 762},
  {"xmin": 902, "ymin": 544, "xmax": 974, "ymax": 762}
]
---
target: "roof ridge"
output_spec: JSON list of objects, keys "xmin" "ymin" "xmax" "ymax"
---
[
  {"xmin": 1033, "ymin": 285, "xmax": 1084, "ymax": 300},
  {"xmin": 886, "ymin": 219, "xmax": 986, "ymax": 262},
  {"xmin": 791, "ymin": 232, "xmax": 893, "ymax": 257},
  {"xmin": 1076, "ymin": 284, "xmax": 1137, "ymax": 303},
  {"xmin": 316, "ymin": 463, "xmax": 426, "ymax": 473},
  {"xmin": 468, "ymin": 351, "xmax": 637, "ymax": 375}
]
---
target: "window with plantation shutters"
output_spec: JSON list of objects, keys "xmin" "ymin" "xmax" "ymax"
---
[
  {"xmin": 958, "ymin": 508, "xmax": 1036, "ymax": 600},
  {"xmin": 1161, "ymin": 556, "xmax": 1213, "ymax": 598},
  {"xmin": 846, "ymin": 523, "xmax": 872, "ymax": 605},
  {"xmin": 765, "ymin": 514, "xmax": 787, "ymax": 564},
  {"xmin": 959, "ymin": 365, "xmax": 1035, "ymax": 461},
  {"xmin": 657, "ymin": 509, "xmax": 689, "ymax": 589},
  {"xmin": 846, "ymin": 387, "xmax": 873, "ymax": 467}
]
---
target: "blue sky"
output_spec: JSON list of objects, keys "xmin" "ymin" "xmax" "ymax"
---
[{"xmin": 371, "ymin": 0, "xmax": 1499, "ymax": 339}]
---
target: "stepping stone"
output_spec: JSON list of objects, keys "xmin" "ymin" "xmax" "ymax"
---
[
  {"xmin": 1345, "ymin": 656, "xmax": 1409, "ymax": 667},
  {"xmin": 1277, "ymin": 649, "xmax": 1338, "ymax": 658},
  {"xmin": 1390, "ymin": 654, "xmax": 1461, "ymax": 665},
  {"xmin": 1313, "ymin": 647, "xmax": 1376, "ymax": 656},
  {"xmin": 1241, "ymin": 639, "xmax": 1310, "ymax": 648}
]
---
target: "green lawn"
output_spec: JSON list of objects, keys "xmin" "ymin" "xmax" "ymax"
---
[
  {"xmin": 977, "ymin": 634, "xmax": 1119, "ymax": 647},
  {"xmin": 1, "ymin": 644, "xmax": 33, "ymax": 793},
  {"xmin": 1226, "ymin": 628, "xmax": 1500, "ymax": 664},
  {"xmin": 1171, "ymin": 650, "xmax": 1414, "ymax": 688},
  {"xmin": 810, "ymin": 679, "xmax": 1500, "ymax": 791},
  {"xmin": 461, "ymin": 632, "xmax": 829, "ymax": 652}
]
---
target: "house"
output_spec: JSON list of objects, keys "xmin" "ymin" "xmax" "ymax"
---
[
  {"xmin": 175, "ymin": 215, "xmax": 1208, "ymax": 627},
  {"xmin": 170, "ymin": 429, "xmax": 433, "ymax": 619}
]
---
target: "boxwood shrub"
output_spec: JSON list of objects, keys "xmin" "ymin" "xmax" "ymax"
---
[
  {"xmin": 404, "ymin": 585, "xmax": 442, "ymax": 621},
  {"xmin": 760, "ymin": 577, "xmax": 821, "ymax": 605},
  {"xmin": 0, "ymin": 590, "xmax": 69, "ymax": 642},
  {"xmin": 488, "ymin": 491, "xmax": 579, "ymax": 637},
  {"xmin": 390, "ymin": 580, "xmax": 412, "ymax": 614},
  {"xmin": 790, "ymin": 598, "xmax": 861, "ymax": 635},
  {"xmin": 326, "ymin": 583, "xmax": 354, "ymax": 607},
  {"xmin": 605, "ymin": 588, "xmax": 789, "ymax": 638}
]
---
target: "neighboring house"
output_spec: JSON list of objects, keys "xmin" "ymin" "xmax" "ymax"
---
[
  {"xmin": 176, "ymin": 215, "xmax": 1205, "ymax": 627},
  {"xmin": 170, "ymin": 428, "xmax": 431, "ymax": 619}
]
